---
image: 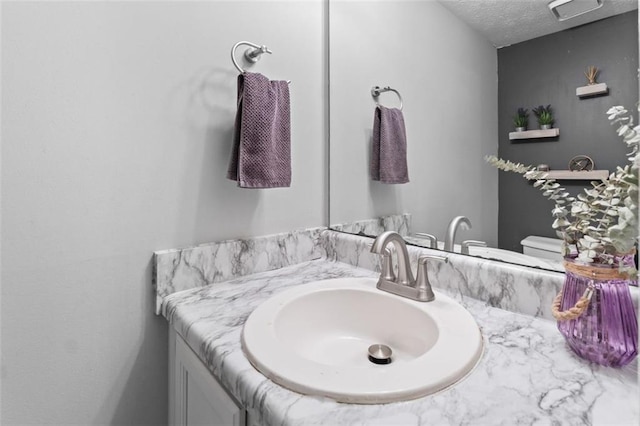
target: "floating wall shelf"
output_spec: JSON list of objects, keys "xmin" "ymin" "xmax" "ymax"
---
[
  {"xmin": 509, "ymin": 128, "xmax": 560, "ymax": 140},
  {"xmin": 544, "ymin": 170, "xmax": 609, "ymax": 181},
  {"xmin": 576, "ymin": 83, "xmax": 608, "ymax": 98}
]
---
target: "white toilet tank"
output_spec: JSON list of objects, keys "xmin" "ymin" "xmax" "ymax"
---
[{"xmin": 520, "ymin": 236, "xmax": 564, "ymax": 261}]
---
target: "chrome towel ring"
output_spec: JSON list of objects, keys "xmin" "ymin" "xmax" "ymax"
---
[
  {"xmin": 371, "ymin": 86, "xmax": 403, "ymax": 111},
  {"xmin": 230, "ymin": 41, "xmax": 291, "ymax": 84},
  {"xmin": 231, "ymin": 41, "xmax": 271, "ymax": 73}
]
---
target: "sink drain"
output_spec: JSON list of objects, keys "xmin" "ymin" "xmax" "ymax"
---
[{"xmin": 368, "ymin": 344, "xmax": 392, "ymax": 365}]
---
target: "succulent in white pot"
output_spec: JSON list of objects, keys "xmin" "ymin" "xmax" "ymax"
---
[
  {"xmin": 532, "ymin": 104, "xmax": 555, "ymax": 129},
  {"xmin": 512, "ymin": 107, "xmax": 529, "ymax": 131}
]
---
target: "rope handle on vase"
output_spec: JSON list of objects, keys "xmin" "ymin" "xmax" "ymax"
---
[{"xmin": 551, "ymin": 282, "xmax": 594, "ymax": 321}]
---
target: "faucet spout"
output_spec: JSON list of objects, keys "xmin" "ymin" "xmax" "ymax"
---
[
  {"xmin": 444, "ymin": 216, "xmax": 472, "ymax": 252},
  {"xmin": 370, "ymin": 231, "xmax": 415, "ymax": 285}
]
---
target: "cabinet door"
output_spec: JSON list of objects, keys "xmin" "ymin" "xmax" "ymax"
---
[{"xmin": 171, "ymin": 330, "xmax": 245, "ymax": 426}]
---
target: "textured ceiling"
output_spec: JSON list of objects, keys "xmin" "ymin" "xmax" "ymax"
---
[{"xmin": 438, "ymin": 0, "xmax": 638, "ymax": 48}]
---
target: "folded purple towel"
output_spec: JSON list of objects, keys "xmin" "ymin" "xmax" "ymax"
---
[
  {"xmin": 371, "ymin": 105, "xmax": 409, "ymax": 184},
  {"xmin": 227, "ymin": 72, "xmax": 291, "ymax": 188}
]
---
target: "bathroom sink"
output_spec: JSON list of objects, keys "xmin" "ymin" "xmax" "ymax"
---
[{"xmin": 241, "ymin": 277, "xmax": 483, "ymax": 404}]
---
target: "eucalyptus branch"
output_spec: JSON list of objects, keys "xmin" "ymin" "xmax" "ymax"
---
[{"xmin": 484, "ymin": 155, "xmax": 534, "ymax": 175}]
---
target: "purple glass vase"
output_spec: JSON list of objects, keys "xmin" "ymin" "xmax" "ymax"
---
[{"xmin": 557, "ymin": 258, "xmax": 638, "ymax": 367}]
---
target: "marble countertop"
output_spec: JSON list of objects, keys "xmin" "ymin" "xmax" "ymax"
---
[{"xmin": 162, "ymin": 259, "xmax": 638, "ymax": 426}]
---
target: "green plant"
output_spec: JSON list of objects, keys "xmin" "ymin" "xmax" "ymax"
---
[
  {"xmin": 532, "ymin": 104, "xmax": 554, "ymax": 126},
  {"xmin": 513, "ymin": 107, "xmax": 529, "ymax": 128},
  {"xmin": 486, "ymin": 105, "xmax": 639, "ymax": 276},
  {"xmin": 538, "ymin": 111, "xmax": 554, "ymax": 126}
]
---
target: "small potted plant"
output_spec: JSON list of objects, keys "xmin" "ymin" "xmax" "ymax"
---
[
  {"xmin": 532, "ymin": 104, "xmax": 554, "ymax": 129},
  {"xmin": 513, "ymin": 107, "xmax": 529, "ymax": 132}
]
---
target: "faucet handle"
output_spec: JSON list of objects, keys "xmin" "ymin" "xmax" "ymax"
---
[
  {"xmin": 367, "ymin": 242, "xmax": 397, "ymax": 282},
  {"xmin": 414, "ymin": 233, "xmax": 439, "ymax": 249},
  {"xmin": 380, "ymin": 247, "xmax": 396, "ymax": 282},
  {"xmin": 415, "ymin": 254, "xmax": 448, "ymax": 302},
  {"xmin": 461, "ymin": 240, "xmax": 487, "ymax": 255}
]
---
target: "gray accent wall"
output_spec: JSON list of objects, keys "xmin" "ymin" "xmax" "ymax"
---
[{"xmin": 497, "ymin": 10, "xmax": 639, "ymax": 253}]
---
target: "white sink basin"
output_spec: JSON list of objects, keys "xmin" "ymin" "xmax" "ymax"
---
[{"xmin": 241, "ymin": 277, "xmax": 483, "ymax": 404}]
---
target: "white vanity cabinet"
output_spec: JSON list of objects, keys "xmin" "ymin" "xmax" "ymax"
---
[{"xmin": 169, "ymin": 329, "xmax": 251, "ymax": 426}]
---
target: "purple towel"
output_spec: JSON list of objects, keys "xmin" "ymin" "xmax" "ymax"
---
[
  {"xmin": 371, "ymin": 105, "xmax": 409, "ymax": 184},
  {"xmin": 227, "ymin": 72, "xmax": 291, "ymax": 188}
]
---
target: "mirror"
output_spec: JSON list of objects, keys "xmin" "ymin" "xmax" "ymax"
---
[{"xmin": 328, "ymin": 0, "xmax": 639, "ymax": 273}]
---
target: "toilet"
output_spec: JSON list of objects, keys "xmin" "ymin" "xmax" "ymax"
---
[{"xmin": 521, "ymin": 236, "xmax": 564, "ymax": 261}]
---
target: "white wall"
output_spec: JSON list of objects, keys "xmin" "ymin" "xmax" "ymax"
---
[
  {"xmin": 329, "ymin": 0, "xmax": 499, "ymax": 246},
  {"xmin": 1, "ymin": 1, "xmax": 326, "ymax": 424}
]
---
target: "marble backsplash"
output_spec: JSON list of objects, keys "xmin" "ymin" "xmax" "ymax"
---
[
  {"xmin": 321, "ymin": 230, "xmax": 567, "ymax": 320},
  {"xmin": 154, "ymin": 225, "xmax": 637, "ymax": 320},
  {"xmin": 153, "ymin": 227, "xmax": 325, "ymax": 314}
]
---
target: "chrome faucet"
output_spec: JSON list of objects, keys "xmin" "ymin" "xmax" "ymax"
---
[
  {"xmin": 370, "ymin": 231, "xmax": 448, "ymax": 302},
  {"xmin": 444, "ymin": 216, "xmax": 472, "ymax": 252},
  {"xmin": 370, "ymin": 231, "xmax": 414, "ymax": 285}
]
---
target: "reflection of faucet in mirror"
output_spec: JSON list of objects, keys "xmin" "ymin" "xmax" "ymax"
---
[
  {"xmin": 414, "ymin": 232, "xmax": 438, "ymax": 249},
  {"xmin": 370, "ymin": 231, "xmax": 448, "ymax": 302},
  {"xmin": 444, "ymin": 216, "xmax": 472, "ymax": 252},
  {"xmin": 461, "ymin": 240, "xmax": 487, "ymax": 255}
]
